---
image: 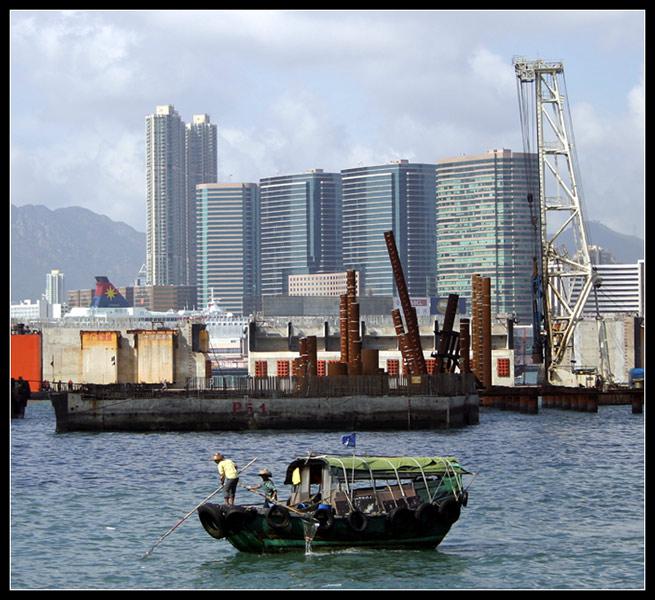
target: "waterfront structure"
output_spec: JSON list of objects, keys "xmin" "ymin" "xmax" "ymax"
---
[
  {"xmin": 435, "ymin": 149, "xmax": 538, "ymax": 323},
  {"xmin": 259, "ymin": 169, "xmax": 342, "ymax": 296},
  {"xmin": 288, "ymin": 271, "xmax": 359, "ymax": 297},
  {"xmin": 45, "ymin": 269, "xmax": 65, "ymax": 305},
  {"xmin": 145, "ymin": 105, "xmax": 188, "ymax": 286},
  {"xmin": 185, "ymin": 114, "xmax": 218, "ymax": 287},
  {"xmin": 341, "ymin": 160, "xmax": 436, "ymax": 297},
  {"xmin": 196, "ymin": 183, "xmax": 259, "ymax": 315}
]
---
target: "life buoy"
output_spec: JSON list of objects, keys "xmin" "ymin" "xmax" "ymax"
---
[
  {"xmin": 438, "ymin": 497, "xmax": 461, "ymax": 525},
  {"xmin": 313, "ymin": 507, "xmax": 335, "ymax": 531},
  {"xmin": 197, "ymin": 503, "xmax": 226, "ymax": 539},
  {"xmin": 266, "ymin": 504, "xmax": 291, "ymax": 531},
  {"xmin": 415, "ymin": 502, "xmax": 440, "ymax": 528},
  {"xmin": 346, "ymin": 510, "xmax": 368, "ymax": 533},
  {"xmin": 387, "ymin": 506, "xmax": 415, "ymax": 533}
]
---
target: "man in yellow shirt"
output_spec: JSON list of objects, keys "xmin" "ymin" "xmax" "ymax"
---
[{"xmin": 213, "ymin": 452, "xmax": 239, "ymax": 506}]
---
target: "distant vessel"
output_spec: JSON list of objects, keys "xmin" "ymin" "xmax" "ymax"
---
[
  {"xmin": 64, "ymin": 279, "xmax": 250, "ymax": 375},
  {"xmin": 10, "ymin": 277, "xmax": 250, "ymax": 387},
  {"xmin": 198, "ymin": 453, "xmax": 473, "ymax": 553}
]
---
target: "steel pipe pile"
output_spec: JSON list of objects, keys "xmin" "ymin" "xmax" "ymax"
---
[{"xmin": 384, "ymin": 231, "xmax": 427, "ymax": 375}]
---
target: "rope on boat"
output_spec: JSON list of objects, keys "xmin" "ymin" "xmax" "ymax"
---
[
  {"xmin": 407, "ymin": 457, "xmax": 433, "ymax": 503},
  {"xmin": 332, "ymin": 457, "xmax": 357, "ymax": 512},
  {"xmin": 381, "ymin": 459, "xmax": 406, "ymax": 498}
]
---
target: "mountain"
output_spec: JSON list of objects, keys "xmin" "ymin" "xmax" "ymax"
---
[
  {"xmin": 556, "ymin": 220, "xmax": 645, "ymax": 263},
  {"xmin": 10, "ymin": 204, "xmax": 146, "ymax": 303}
]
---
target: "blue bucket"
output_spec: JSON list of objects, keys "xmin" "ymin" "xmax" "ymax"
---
[{"xmin": 317, "ymin": 503, "xmax": 331, "ymax": 511}]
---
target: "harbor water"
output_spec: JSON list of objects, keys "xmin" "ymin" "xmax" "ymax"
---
[{"xmin": 11, "ymin": 400, "xmax": 644, "ymax": 590}]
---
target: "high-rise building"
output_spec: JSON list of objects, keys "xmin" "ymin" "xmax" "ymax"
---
[
  {"xmin": 185, "ymin": 114, "xmax": 218, "ymax": 286},
  {"xmin": 45, "ymin": 269, "xmax": 65, "ymax": 304},
  {"xmin": 196, "ymin": 183, "xmax": 259, "ymax": 315},
  {"xmin": 341, "ymin": 160, "xmax": 436, "ymax": 297},
  {"xmin": 435, "ymin": 149, "xmax": 539, "ymax": 322},
  {"xmin": 259, "ymin": 170, "xmax": 342, "ymax": 296},
  {"xmin": 572, "ymin": 260, "xmax": 644, "ymax": 317},
  {"xmin": 145, "ymin": 104, "xmax": 187, "ymax": 286}
]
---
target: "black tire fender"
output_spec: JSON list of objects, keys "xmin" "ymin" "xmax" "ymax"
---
[
  {"xmin": 438, "ymin": 497, "xmax": 461, "ymax": 525},
  {"xmin": 223, "ymin": 506, "xmax": 250, "ymax": 534},
  {"xmin": 415, "ymin": 502, "xmax": 440, "ymax": 528},
  {"xmin": 387, "ymin": 506, "xmax": 415, "ymax": 533},
  {"xmin": 197, "ymin": 503, "xmax": 226, "ymax": 540},
  {"xmin": 266, "ymin": 504, "xmax": 291, "ymax": 531},
  {"xmin": 346, "ymin": 510, "xmax": 368, "ymax": 533},
  {"xmin": 313, "ymin": 507, "xmax": 335, "ymax": 531}
]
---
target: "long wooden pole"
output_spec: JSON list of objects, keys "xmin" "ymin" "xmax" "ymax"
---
[{"xmin": 141, "ymin": 457, "xmax": 258, "ymax": 558}]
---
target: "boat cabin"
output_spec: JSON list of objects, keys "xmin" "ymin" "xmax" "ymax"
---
[{"xmin": 283, "ymin": 454, "xmax": 470, "ymax": 516}]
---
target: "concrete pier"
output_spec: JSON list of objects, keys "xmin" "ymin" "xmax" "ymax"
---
[{"xmin": 51, "ymin": 390, "xmax": 480, "ymax": 432}]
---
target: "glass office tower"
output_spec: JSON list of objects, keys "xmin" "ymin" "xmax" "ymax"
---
[
  {"xmin": 436, "ymin": 149, "xmax": 539, "ymax": 322},
  {"xmin": 196, "ymin": 183, "xmax": 259, "ymax": 315},
  {"xmin": 259, "ymin": 170, "xmax": 342, "ymax": 296},
  {"xmin": 341, "ymin": 160, "xmax": 436, "ymax": 297}
]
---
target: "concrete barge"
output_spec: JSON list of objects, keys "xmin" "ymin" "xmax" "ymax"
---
[{"xmin": 49, "ymin": 374, "xmax": 479, "ymax": 432}]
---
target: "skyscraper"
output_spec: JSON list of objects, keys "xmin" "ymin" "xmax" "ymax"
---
[
  {"xmin": 259, "ymin": 169, "xmax": 342, "ymax": 296},
  {"xmin": 341, "ymin": 160, "xmax": 436, "ymax": 297},
  {"xmin": 145, "ymin": 105, "xmax": 187, "ymax": 286},
  {"xmin": 196, "ymin": 183, "xmax": 259, "ymax": 315},
  {"xmin": 435, "ymin": 149, "xmax": 539, "ymax": 322},
  {"xmin": 185, "ymin": 114, "xmax": 218, "ymax": 286},
  {"xmin": 45, "ymin": 269, "xmax": 65, "ymax": 304}
]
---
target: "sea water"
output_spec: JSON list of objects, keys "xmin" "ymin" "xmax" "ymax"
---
[{"xmin": 10, "ymin": 400, "xmax": 644, "ymax": 590}]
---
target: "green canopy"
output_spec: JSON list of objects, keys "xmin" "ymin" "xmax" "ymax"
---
[
  {"xmin": 283, "ymin": 455, "xmax": 470, "ymax": 483},
  {"xmin": 322, "ymin": 455, "xmax": 470, "ymax": 476}
]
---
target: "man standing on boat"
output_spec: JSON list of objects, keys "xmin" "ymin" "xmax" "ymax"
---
[
  {"xmin": 213, "ymin": 452, "xmax": 239, "ymax": 506},
  {"xmin": 248, "ymin": 468, "xmax": 278, "ymax": 508}
]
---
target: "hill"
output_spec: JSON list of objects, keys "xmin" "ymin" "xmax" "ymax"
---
[
  {"xmin": 10, "ymin": 204, "xmax": 146, "ymax": 303},
  {"xmin": 557, "ymin": 220, "xmax": 644, "ymax": 263}
]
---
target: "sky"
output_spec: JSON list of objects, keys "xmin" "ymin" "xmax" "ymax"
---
[{"xmin": 10, "ymin": 9, "xmax": 645, "ymax": 239}]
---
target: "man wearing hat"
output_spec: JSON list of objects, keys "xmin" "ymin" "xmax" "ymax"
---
[
  {"xmin": 213, "ymin": 452, "xmax": 239, "ymax": 506},
  {"xmin": 248, "ymin": 468, "xmax": 278, "ymax": 508}
]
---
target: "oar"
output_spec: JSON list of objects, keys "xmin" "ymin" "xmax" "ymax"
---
[
  {"xmin": 239, "ymin": 483, "xmax": 319, "ymax": 522},
  {"xmin": 142, "ymin": 456, "xmax": 258, "ymax": 558}
]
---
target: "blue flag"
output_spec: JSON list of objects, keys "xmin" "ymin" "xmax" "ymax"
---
[{"xmin": 341, "ymin": 433, "xmax": 356, "ymax": 448}]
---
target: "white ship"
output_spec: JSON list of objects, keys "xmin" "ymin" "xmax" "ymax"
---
[{"xmin": 14, "ymin": 277, "xmax": 250, "ymax": 374}]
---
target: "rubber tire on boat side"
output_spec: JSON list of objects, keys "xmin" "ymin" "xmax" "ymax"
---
[
  {"xmin": 387, "ymin": 506, "xmax": 415, "ymax": 533},
  {"xmin": 346, "ymin": 510, "xmax": 368, "ymax": 533},
  {"xmin": 197, "ymin": 503, "xmax": 226, "ymax": 540},
  {"xmin": 266, "ymin": 505, "xmax": 292, "ymax": 531},
  {"xmin": 415, "ymin": 502, "xmax": 440, "ymax": 527},
  {"xmin": 224, "ymin": 506, "xmax": 251, "ymax": 534},
  {"xmin": 313, "ymin": 507, "xmax": 335, "ymax": 531},
  {"xmin": 438, "ymin": 497, "xmax": 461, "ymax": 525}
]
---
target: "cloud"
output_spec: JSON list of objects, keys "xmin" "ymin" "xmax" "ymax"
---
[{"xmin": 9, "ymin": 10, "xmax": 644, "ymax": 240}]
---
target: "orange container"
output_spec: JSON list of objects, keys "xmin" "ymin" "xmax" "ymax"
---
[{"xmin": 11, "ymin": 333, "xmax": 42, "ymax": 391}]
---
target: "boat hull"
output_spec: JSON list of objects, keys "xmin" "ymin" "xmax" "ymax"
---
[{"xmin": 199, "ymin": 503, "xmax": 455, "ymax": 554}]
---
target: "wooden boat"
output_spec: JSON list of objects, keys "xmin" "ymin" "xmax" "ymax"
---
[{"xmin": 198, "ymin": 453, "xmax": 473, "ymax": 553}]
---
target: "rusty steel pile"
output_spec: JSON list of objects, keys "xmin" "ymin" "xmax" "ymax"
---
[{"xmin": 290, "ymin": 231, "xmax": 487, "ymax": 392}]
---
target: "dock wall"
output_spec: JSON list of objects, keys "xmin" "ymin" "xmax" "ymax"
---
[{"xmin": 51, "ymin": 392, "xmax": 479, "ymax": 432}]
